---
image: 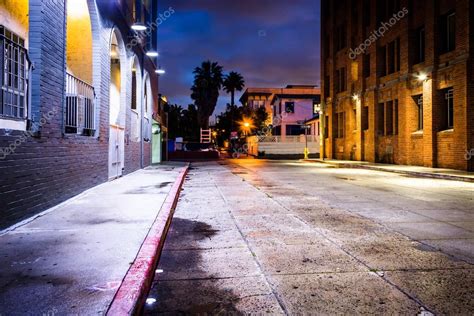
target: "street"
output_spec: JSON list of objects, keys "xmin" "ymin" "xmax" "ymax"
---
[{"xmin": 145, "ymin": 159, "xmax": 474, "ymax": 314}]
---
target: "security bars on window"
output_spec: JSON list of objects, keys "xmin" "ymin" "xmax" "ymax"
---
[
  {"xmin": 65, "ymin": 72, "xmax": 95, "ymax": 136},
  {"xmin": 0, "ymin": 26, "xmax": 28, "ymax": 120}
]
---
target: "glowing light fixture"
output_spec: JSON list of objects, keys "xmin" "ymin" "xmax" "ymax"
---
[
  {"xmin": 416, "ymin": 72, "xmax": 428, "ymax": 81},
  {"xmin": 146, "ymin": 51, "xmax": 159, "ymax": 57},
  {"xmin": 155, "ymin": 69, "xmax": 166, "ymax": 75},
  {"xmin": 146, "ymin": 298, "xmax": 156, "ymax": 305},
  {"xmin": 352, "ymin": 93, "xmax": 360, "ymax": 101},
  {"xmin": 131, "ymin": 22, "xmax": 147, "ymax": 31}
]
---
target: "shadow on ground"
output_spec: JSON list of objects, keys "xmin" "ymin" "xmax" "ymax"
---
[{"xmin": 142, "ymin": 218, "xmax": 244, "ymax": 315}]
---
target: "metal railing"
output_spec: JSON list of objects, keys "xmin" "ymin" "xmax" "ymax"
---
[
  {"xmin": 65, "ymin": 72, "xmax": 95, "ymax": 135},
  {"xmin": 254, "ymin": 135, "xmax": 320, "ymax": 143}
]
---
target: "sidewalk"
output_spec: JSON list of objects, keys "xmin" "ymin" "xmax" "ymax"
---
[
  {"xmin": 302, "ymin": 159, "xmax": 474, "ymax": 182},
  {"xmin": 0, "ymin": 163, "xmax": 187, "ymax": 316}
]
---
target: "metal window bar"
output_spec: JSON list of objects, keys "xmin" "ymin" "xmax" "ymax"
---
[
  {"xmin": 0, "ymin": 28, "xmax": 29, "ymax": 120},
  {"xmin": 65, "ymin": 72, "xmax": 95, "ymax": 135}
]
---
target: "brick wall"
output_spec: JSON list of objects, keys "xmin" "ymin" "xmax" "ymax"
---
[
  {"xmin": 0, "ymin": 0, "xmax": 158, "ymax": 229},
  {"xmin": 321, "ymin": 0, "xmax": 474, "ymax": 171}
]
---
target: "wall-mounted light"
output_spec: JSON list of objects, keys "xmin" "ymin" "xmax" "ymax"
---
[
  {"xmin": 352, "ymin": 93, "xmax": 360, "ymax": 101},
  {"xmin": 415, "ymin": 72, "xmax": 428, "ymax": 81},
  {"xmin": 131, "ymin": 22, "xmax": 147, "ymax": 32},
  {"xmin": 146, "ymin": 51, "xmax": 159, "ymax": 57}
]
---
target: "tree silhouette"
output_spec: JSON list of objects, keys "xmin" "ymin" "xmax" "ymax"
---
[
  {"xmin": 223, "ymin": 71, "xmax": 245, "ymax": 107},
  {"xmin": 190, "ymin": 60, "xmax": 224, "ymax": 129}
]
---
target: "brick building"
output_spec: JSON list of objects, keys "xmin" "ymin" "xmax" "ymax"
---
[
  {"xmin": 321, "ymin": 0, "xmax": 474, "ymax": 171},
  {"xmin": 0, "ymin": 0, "xmax": 166, "ymax": 228}
]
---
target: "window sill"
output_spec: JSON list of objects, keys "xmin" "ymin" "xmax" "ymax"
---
[
  {"xmin": 0, "ymin": 118, "xmax": 27, "ymax": 131},
  {"xmin": 411, "ymin": 130, "xmax": 423, "ymax": 137},
  {"xmin": 438, "ymin": 128, "xmax": 454, "ymax": 135}
]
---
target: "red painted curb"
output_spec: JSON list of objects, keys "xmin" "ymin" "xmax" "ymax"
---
[{"xmin": 106, "ymin": 165, "xmax": 189, "ymax": 316}]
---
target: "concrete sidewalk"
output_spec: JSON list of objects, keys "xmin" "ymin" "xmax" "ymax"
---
[
  {"xmin": 143, "ymin": 161, "xmax": 474, "ymax": 314},
  {"xmin": 0, "ymin": 163, "xmax": 186, "ymax": 315},
  {"xmin": 302, "ymin": 159, "xmax": 474, "ymax": 182}
]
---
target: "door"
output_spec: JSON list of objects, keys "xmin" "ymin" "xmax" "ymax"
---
[{"xmin": 109, "ymin": 125, "xmax": 124, "ymax": 179}]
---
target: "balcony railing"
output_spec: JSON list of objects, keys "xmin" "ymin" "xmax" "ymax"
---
[{"xmin": 65, "ymin": 72, "xmax": 95, "ymax": 135}]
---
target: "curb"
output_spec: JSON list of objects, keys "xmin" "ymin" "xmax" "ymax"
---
[
  {"xmin": 106, "ymin": 164, "xmax": 190, "ymax": 316},
  {"xmin": 301, "ymin": 159, "xmax": 474, "ymax": 183}
]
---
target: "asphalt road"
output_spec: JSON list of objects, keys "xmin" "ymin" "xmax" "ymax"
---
[{"xmin": 144, "ymin": 159, "xmax": 474, "ymax": 315}]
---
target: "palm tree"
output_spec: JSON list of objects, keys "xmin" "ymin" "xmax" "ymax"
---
[
  {"xmin": 191, "ymin": 61, "xmax": 224, "ymax": 129},
  {"xmin": 223, "ymin": 71, "xmax": 245, "ymax": 107}
]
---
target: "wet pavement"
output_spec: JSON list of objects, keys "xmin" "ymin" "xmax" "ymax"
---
[
  {"xmin": 145, "ymin": 160, "xmax": 474, "ymax": 315},
  {"xmin": 0, "ymin": 163, "xmax": 186, "ymax": 315}
]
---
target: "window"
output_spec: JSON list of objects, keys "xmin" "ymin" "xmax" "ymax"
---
[
  {"xmin": 324, "ymin": 75, "xmax": 330, "ymax": 97},
  {"xmin": 394, "ymin": 99, "xmax": 399, "ymax": 135},
  {"xmin": 324, "ymin": 115, "xmax": 329, "ymax": 138},
  {"xmin": 285, "ymin": 101, "xmax": 295, "ymax": 113},
  {"xmin": 363, "ymin": 54, "xmax": 371, "ymax": 78},
  {"xmin": 252, "ymin": 100, "xmax": 265, "ymax": 108},
  {"xmin": 386, "ymin": 101, "xmax": 393, "ymax": 135},
  {"xmin": 0, "ymin": 26, "xmax": 28, "ymax": 120},
  {"xmin": 352, "ymin": 108, "xmax": 357, "ymax": 130},
  {"xmin": 335, "ymin": 22, "xmax": 347, "ymax": 51},
  {"xmin": 378, "ymin": 38, "xmax": 400, "ymax": 76},
  {"xmin": 414, "ymin": 26, "xmax": 425, "ymax": 64},
  {"xmin": 416, "ymin": 95, "xmax": 423, "ymax": 130},
  {"xmin": 335, "ymin": 112, "xmax": 345, "ymax": 138},
  {"xmin": 65, "ymin": 73, "xmax": 96, "ymax": 135},
  {"xmin": 377, "ymin": 103, "xmax": 385, "ymax": 135},
  {"xmin": 313, "ymin": 103, "xmax": 321, "ymax": 115},
  {"xmin": 439, "ymin": 11, "xmax": 455, "ymax": 54},
  {"xmin": 362, "ymin": 106, "xmax": 369, "ymax": 131},
  {"xmin": 335, "ymin": 68, "xmax": 346, "ymax": 93},
  {"xmin": 377, "ymin": 0, "xmax": 401, "ymax": 24},
  {"xmin": 131, "ymin": 70, "xmax": 137, "ymax": 110},
  {"xmin": 377, "ymin": 100, "xmax": 399, "ymax": 136},
  {"xmin": 286, "ymin": 124, "xmax": 302, "ymax": 135},
  {"xmin": 442, "ymin": 88, "xmax": 454, "ymax": 129}
]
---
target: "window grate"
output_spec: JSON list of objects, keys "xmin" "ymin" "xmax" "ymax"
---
[
  {"xmin": 0, "ymin": 25, "xmax": 28, "ymax": 120},
  {"xmin": 65, "ymin": 72, "xmax": 95, "ymax": 135}
]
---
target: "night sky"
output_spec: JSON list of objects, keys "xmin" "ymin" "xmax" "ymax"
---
[{"xmin": 157, "ymin": 0, "xmax": 320, "ymax": 115}]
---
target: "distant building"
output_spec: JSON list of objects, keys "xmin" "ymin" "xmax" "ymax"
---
[
  {"xmin": 239, "ymin": 88, "xmax": 280, "ymax": 125},
  {"xmin": 244, "ymin": 85, "xmax": 321, "ymax": 158},
  {"xmin": 321, "ymin": 0, "xmax": 474, "ymax": 171},
  {"xmin": 270, "ymin": 85, "xmax": 321, "ymax": 137},
  {"xmin": 240, "ymin": 85, "xmax": 321, "ymax": 135}
]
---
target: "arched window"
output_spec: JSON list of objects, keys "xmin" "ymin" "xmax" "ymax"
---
[{"xmin": 65, "ymin": 0, "xmax": 95, "ymax": 136}]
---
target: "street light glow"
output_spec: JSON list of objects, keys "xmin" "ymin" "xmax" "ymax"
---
[
  {"xmin": 156, "ymin": 69, "xmax": 166, "ymax": 75},
  {"xmin": 416, "ymin": 73, "xmax": 428, "ymax": 81}
]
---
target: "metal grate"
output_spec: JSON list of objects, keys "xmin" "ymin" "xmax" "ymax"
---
[
  {"xmin": 0, "ymin": 26, "xmax": 28, "ymax": 120},
  {"xmin": 65, "ymin": 72, "xmax": 95, "ymax": 135}
]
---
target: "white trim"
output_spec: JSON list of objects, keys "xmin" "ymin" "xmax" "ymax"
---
[{"xmin": 0, "ymin": 118, "xmax": 27, "ymax": 131}]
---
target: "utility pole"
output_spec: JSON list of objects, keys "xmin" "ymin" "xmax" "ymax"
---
[{"xmin": 320, "ymin": 101, "xmax": 325, "ymax": 160}]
